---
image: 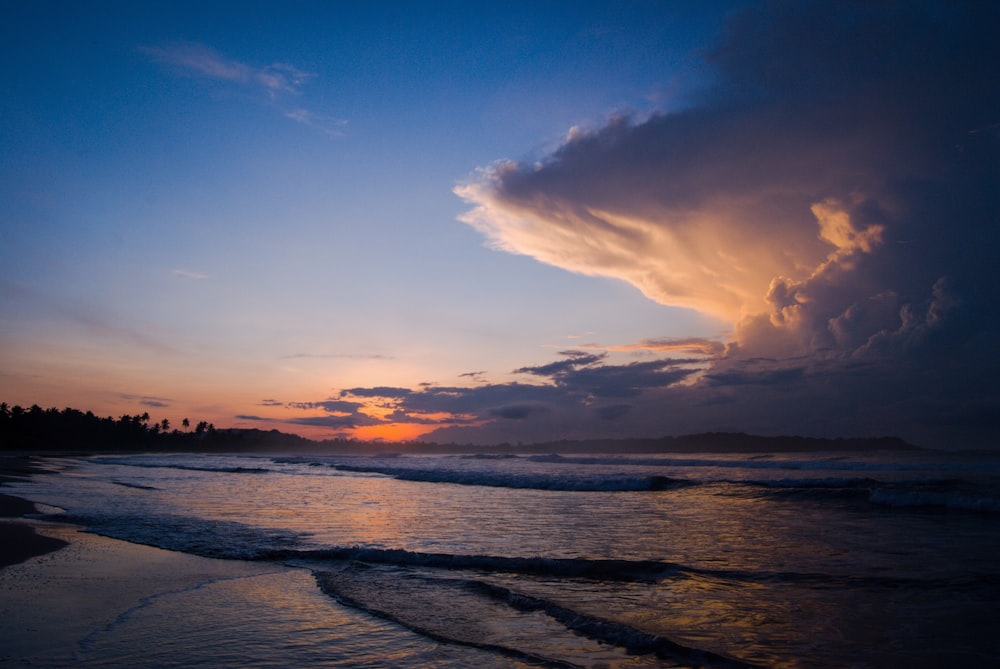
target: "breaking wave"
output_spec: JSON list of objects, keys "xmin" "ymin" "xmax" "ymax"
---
[
  {"xmin": 329, "ymin": 462, "xmax": 693, "ymax": 491},
  {"xmin": 315, "ymin": 562, "xmax": 758, "ymax": 669}
]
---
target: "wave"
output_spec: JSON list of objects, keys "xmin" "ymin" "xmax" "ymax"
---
[
  {"xmin": 329, "ymin": 463, "xmax": 693, "ymax": 491},
  {"xmin": 528, "ymin": 453, "xmax": 1000, "ymax": 473},
  {"xmin": 110, "ymin": 480, "xmax": 159, "ymax": 491},
  {"xmin": 315, "ymin": 562, "xmax": 757, "ymax": 669},
  {"xmin": 737, "ymin": 477, "xmax": 1000, "ymax": 514},
  {"xmin": 44, "ymin": 504, "xmax": 999, "ymax": 600},
  {"xmin": 272, "ymin": 546, "xmax": 682, "ymax": 581},
  {"xmin": 49, "ymin": 512, "xmax": 308, "ymax": 560},
  {"xmin": 92, "ymin": 456, "xmax": 275, "ymax": 475},
  {"xmin": 868, "ymin": 486, "xmax": 1000, "ymax": 513}
]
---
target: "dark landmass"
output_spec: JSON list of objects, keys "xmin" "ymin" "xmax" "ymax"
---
[
  {"xmin": 463, "ymin": 433, "xmax": 921, "ymax": 455},
  {"xmin": 1, "ymin": 402, "xmax": 921, "ymax": 454}
]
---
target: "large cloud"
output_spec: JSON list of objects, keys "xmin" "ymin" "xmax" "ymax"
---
[{"xmin": 450, "ymin": 0, "xmax": 1000, "ymax": 447}]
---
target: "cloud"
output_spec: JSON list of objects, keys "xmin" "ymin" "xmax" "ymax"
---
[
  {"xmin": 239, "ymin": 413, "xmax": 380, "ymax": 430},
  {"xmin": 288, "ymin": 399, "xmax": 365, "ymax": 414},
  {"xmin": 172, "ymin": 268, "xmax": 210, "ymax": 280},
  {"xmin": 284, "ymin": 353, "xmax": 394, "ymax": 360},
  {"xmin": 489, "ymin": 404, "xmax": 549, "ymax": 420},
  {"xmin": 120, "ymin": 394, "xmax": 173, "ymax": 408},
  {"xmin": 141, "ymin": 42, "xmax": 345, "ymax": 136},
  {"xmin": 449, "ymin": 0, "xmax": 1000, "ymax": 447},
  {"xmin": 592, "ymin": 337, "xmax": 725, "ymax": 357},
  {"xmin": 306, "ymin": 352, "xmax": 702, "ymax": 441},
  {"xmin": 244, "ymin": 396, "xmax": 386, "ymax": 431},
  {"xmin": 341, "ymin": 387, "xmax": 413, "ymax": 399},
  {"xmin": 595, "ymin": 404, "xmax": 631, "ymax": 421},
  {"xmin": 704, "ymin": 365, "xmax": 805, "ymax": 387},
  {"xmin": 140, "ymin": 43, "xmax": 312, "ymax": 95},
  {"xmin": 515, "ymin": 352, "xmax": 699, "ymax": 398},
  {"xmin": 285, "ymin": 414, "xmax": 383, "ymax": 429},
  {"xmin": 513, "ymin": 350, "xmax": 606, "ymax": 377},
  {"xmin": 1, "ymin": 281, "xmax": 179, "ymax": 355},
  {"xmin": 225, "ymin": 2, "xmax": 996, "ymax": 449},
  {"xmin": 141, "ymin": 43, "xmax": 251, "ymax": 83},
  {"xmin": 285, "ymin": 109, "xmax": 348, "ymax": 137}
]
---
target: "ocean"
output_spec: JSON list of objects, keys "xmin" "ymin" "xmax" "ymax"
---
[{"xmin": 7, "ymin": 449, "xmax": 1000, "ymax": 668}]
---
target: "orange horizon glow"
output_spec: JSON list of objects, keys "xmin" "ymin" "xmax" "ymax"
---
[{"xmin": 352, "ymin": 422, "xmax": 441, "ymax": 443}]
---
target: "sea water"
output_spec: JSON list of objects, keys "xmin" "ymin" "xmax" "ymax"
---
[{"xmin": 7, "ymin": 449, "xmax": 1000, "ymax": 668}]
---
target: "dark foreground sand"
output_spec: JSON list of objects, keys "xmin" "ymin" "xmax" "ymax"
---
[{"xmin": 0, "ymin": 457, "xmax": 69, "ymax": 567}]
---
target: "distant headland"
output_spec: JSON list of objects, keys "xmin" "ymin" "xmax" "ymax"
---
[{"xmin": 0, "ymin": 403, "xmax": 921, "ymax": 454}]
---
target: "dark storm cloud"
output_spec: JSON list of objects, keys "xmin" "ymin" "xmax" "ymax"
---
[
  {"xmin": 547, "ymin": 360, "xmax": 698, "ymax": 398},
  {"xmin": 284, "ymin": 414, "xmax": 383, "ymax": 429},
  {"xmin": 242, "ymin": 412, "xmax": 383, "ymax": 430},
  {"xmin": 489, "ymin": 404, "xmax": 549, "ymax": 420},
  {"xmin": 513, "ymin": 351, "xmax": 606, "ymax": 377},
  {"xmin": 705, "ymin": 366, "xmax": 805, "ymax": 387},
  {"xmin": 594, "ymin": 404, "xmax": 632, "ymax": 421},
  {"xmin": 288, "ymin": 400, "xmax": 365, "ymax": 413},
  {"xmin": 399, "ymin": 382, "xmax": 566, "ymax": 416},
  {"xmin": 450, "ymin": 0, "xmax": 1000, "ymax": 447},
  {"xmin": 341, "ymin": 387, "xmax": 413, "ymax": 399}
]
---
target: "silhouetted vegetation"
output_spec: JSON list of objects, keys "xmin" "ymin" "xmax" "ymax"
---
[
  {"xmin": 0, "ymin": 403, "xmax": 310, "ymax": 453},
  {"xmin": 0, "ymin": 402, "xmax": 921, "ymax": 454}
]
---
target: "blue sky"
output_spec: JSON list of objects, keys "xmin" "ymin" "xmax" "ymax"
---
[{"xmin": 2, "ymin": 2, "xmax": 998, "ymax": 448}]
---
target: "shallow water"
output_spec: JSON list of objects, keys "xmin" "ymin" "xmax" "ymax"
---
[{"xmin": 8, "ymin": 450, "xmax": 1000, "ymax": 667}]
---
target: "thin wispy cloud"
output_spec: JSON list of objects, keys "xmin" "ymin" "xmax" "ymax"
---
[
  {"xmin": 120, "ymin": 393, "xmax": 174, "ymax": 408},
  {"xmin": 139, "ymin": 43, "xmax": 311, "ymax": 94},
  {"xmin": 285, "ymin": 108, "xmax": 347, "ymax": 137},
  {"xmin": 172, "ymin": 268, "xmax": 210, "ymax": 280},
  {"xmin": 283, "ymin": 353, "xmax": 394, "ymax": 360},
  {"xmin": 141, "ymin": 42, "xmax": 345, "ymax": 136},
  {"xmin": 583, "ymin": 337, "xmax": 726, "ymax": 357},
  {"xmin": 2, "ymin": 282, "xmax": 179, "ymax": 355}
]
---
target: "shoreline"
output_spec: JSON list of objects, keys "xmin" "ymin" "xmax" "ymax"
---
[
  {"xmin": 0, "ymin": 456, "xmax": 70, "ymax": 567},
  {"xmin": 0, "ymin": 456, "xmax": 298, "ymax": 666}
]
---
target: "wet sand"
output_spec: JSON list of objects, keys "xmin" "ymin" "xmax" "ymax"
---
[
  {"xmin": 0, "ymin": 457, "xmax": 70, "ymax": 567},
  {"xmin": 0, "ymin": 456, "xmax": 288, "ymax": 666}
]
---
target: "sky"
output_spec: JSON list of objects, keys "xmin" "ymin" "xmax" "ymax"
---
[{"xmin": 2, "ymin": 1, "xmax": 997, "ymax": 449}]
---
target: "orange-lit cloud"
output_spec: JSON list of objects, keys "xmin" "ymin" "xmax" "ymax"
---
[
  {"xmin": 584, "ymin": 337, "xmax": 725, "ymax": 357},
  {"xmin": 443, "ymin": 1, "xmax": 1000, "ymax": 448}
]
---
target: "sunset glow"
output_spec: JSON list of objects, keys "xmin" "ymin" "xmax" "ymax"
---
[{"xmin": 2, "ymin": 1, "xmax": 997, "ymax": 448}]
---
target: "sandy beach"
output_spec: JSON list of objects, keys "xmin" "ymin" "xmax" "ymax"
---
[
  {"xmin": 0, "ymin": 457, "xmax": 292, "ymax": 667},
  {"xmin": 0, "ymin": 457, "xmax": 69, "ymax": 568}
]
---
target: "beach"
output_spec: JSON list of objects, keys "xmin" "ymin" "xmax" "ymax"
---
[
  {"xmin": 0, "ymin": 456, "xmax": 529, "ymax": 668},
  {"xmin": 0, "ymin": 457, "xmax": 288, "ymax": 667},
  {"xmin": 0, "ymin": 457, "xmax": 69, "ymax": 568},
  {"xmin": 3, "ymin": 451, "xmax": 999, "ymax": 668}
]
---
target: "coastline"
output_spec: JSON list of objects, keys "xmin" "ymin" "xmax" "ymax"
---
[
  {"xmin": 0, "ymin": 456, "xmax": 69, "ymax": 567},
  {"xmin": 0, "ymin": 456, "xmax": 297, "ymax": 666}
]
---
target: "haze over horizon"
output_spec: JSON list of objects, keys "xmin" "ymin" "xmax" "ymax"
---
[{"xmin": 2, "ymin": 1, "xmax": 997, "ymax": 449}]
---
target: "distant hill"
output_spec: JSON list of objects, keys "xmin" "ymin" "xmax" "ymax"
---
[
  {"xmin": 487, "ymin": 433, "xmax": 921, "ymax": 454},
  {"xmin": 335, "ymin": 433, "xmax": 921, "ymax": 455},
  {"xmin": 1, "ymin": 403, "xmax": 921, "ymax": 454}
]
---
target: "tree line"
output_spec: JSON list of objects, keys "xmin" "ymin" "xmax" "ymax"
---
[{"xmin": 0, "ymin": 403, "xmax": 218, "ymax": 452}]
